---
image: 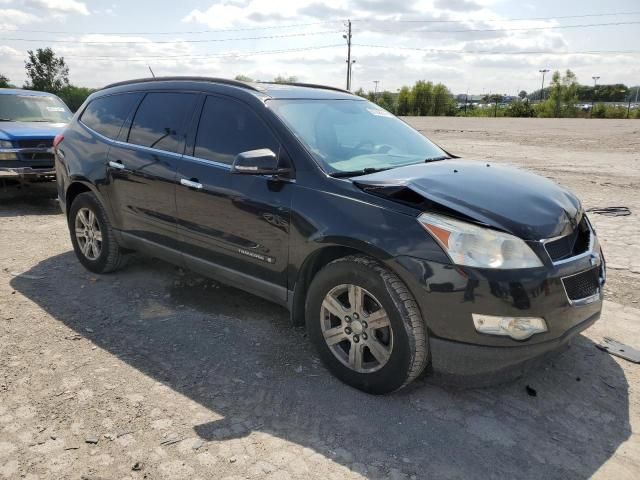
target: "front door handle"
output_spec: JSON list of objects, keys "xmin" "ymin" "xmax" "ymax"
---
[
  {"xmin": 180, "ymin": 178, "xmax": 203, "ymax": 190},
  {"xmin": 108, "ymin": 160, "xmax": 125, "ymax": 170}
]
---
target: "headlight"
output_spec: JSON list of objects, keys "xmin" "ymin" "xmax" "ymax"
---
[
  {"xmin": 0, "ymin": 140, "xmax": 17, "ymax": 161},
  {"xmin": 418, "ymin": 212, "xmax": 543, "ymax": 269}
]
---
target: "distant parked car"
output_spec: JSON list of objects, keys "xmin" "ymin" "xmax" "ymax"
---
[
  {"xmin": 55, "ymin": 77, "xmax": 605, "ymax": 394},
  {"xmin": 0, "ymin": 88, "xmax": 71, "ymax": 182}
]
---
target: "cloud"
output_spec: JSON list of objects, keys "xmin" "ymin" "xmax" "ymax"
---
[
  {"xmin": 22, "ymin": 0, "xmax": 89, "ymax": 15},
  {"xmin": 433, "ymin": 0, "xmax": 483, "ymax": 12},
  {"xmin": 0, "ymin": 8, "xmax": 41, "ymax": 30},
  {"xmin": 298, "ymin": 3, "xmax": 350, "ymax": 19},
  {"xmin": 350, "ymin": 0, "xmax": 418, "ymax": 15}
]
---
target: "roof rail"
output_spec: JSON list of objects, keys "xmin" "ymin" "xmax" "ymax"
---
[
  {"xmin": 258, "ymin": 81, "xmax": 353, "ymax": 95},
  {"xmin": 101, "ymin": 76, "xmax": 263, "ymax": 92}
]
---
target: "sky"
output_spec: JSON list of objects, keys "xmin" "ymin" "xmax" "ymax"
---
[{"xmin": 0, "ymin": 0, "xmax": 639, "ymax": 95}]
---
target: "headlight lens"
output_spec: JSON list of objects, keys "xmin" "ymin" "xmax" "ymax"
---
[
  {"xmin": 0, "ymin": 140, "xmax": 17, "ymax": 160},
  {"xmin": 418, "ymin": 212, "xmax": 543, "ymax": 269}
]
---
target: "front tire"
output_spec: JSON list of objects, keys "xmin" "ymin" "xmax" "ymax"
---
[
  {"xmin": 68, "ymin": 192, "xmax": 125, "ymax": 274},
  {"xmin": 306, "ymin": 255, "xmax": 429, "ymax": 394}
]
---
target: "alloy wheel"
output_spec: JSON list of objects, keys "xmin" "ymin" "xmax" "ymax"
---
[
  {"xmin": 74, "ymin": 207, "xmax": 102, "ymax": 261},
  {"xmin": 320, "ymin": 284, "xmax": 393, "ymax": 373}
]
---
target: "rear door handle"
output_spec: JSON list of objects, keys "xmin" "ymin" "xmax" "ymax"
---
[
  {"xmin": 180, "ymin": 178, "xmax": 203, "ymax": 190},
  {"xmin": 108, "ymin": 160, "xmax": 125, "ymax": 170}
]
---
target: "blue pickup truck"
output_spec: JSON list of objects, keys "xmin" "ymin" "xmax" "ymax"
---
[{"xmin": 0, "ymin": 88, "xmax": 72, "ymax": 182}]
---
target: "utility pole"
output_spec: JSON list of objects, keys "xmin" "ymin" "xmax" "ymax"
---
[
  {"xmin": 627, "ymin": 86, "xmax": 638, "ymax": 119},
  {"xmin": 373, "ymin": 80, "xmax": 380, "ymax": 100},
  {"xmin": 591, "ymin": 75, "xmax": 600, "ymax": 116},
  {"xmin": 344, "ymin": 20, "xmax": 352, "ymax": 90},
  {"xmin": 539, "ymin": 69, "xmax": 549, "ymax": 102},
  {"xmin": 464, "ymin": 88, "xmax": 469, "ymax": 114}
]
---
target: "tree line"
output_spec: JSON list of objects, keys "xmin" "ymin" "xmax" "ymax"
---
[
  {"xmin": 359, "ymin": 70, "xmax": 640, "ymax": 119},
  {"xmin": 1, "ymin": 49, "xmax": 638, "ymax": 119}
]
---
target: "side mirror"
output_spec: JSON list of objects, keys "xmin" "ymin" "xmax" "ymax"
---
[{"xmin": 231, "ymin": 149, "xmax": 283, "ymax": 175}]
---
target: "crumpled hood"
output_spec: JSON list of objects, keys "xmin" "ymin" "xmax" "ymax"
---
[
  {"xmin": 353, "ymin": 160, "xmax": 582, "ymax": 240},
  {"xmin": 0, "ymin": 121, "xmax": 66, "ymax": 140}
]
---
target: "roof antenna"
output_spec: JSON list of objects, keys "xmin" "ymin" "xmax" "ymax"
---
[{"xmin": 148, "ymin": 65, "xmax": 156, "ymax": 78}]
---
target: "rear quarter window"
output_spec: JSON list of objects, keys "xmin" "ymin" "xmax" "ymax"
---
[
  {"xmin": 127, "ymin": 92, "xmax": 197, "ymax": 154},
  {"xmin": 80, "ymin": 93, "xmax": 142, "ymax": 140}
]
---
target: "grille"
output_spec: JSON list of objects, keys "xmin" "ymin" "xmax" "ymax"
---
[
  {"xmin": 545, "ymin": 217, "xmax": 591, "ymax": 262},
  {"xmin": 562, "ymin": 267, "xmax": 600, "ymax": 301},
  {"xmin": 16, "ymin": 138, "xmax": 53, "ymax": 149}
]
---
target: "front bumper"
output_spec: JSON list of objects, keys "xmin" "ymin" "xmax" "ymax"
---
[
  {"xmin": 0, "ymin": 166, "xmax": 56, "ymax": 180},
  {"xmin": 392, "ymin": 243, "xmax": 605, "ymax": 381},
  {"xmin": 0, "ymin": 144, "xmax": 56, "ymax": 180},
  {"xmin": 429, "ymin": 311, "xmax": 599, "ymax": 385}
]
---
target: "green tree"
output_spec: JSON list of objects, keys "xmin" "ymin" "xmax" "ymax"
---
[
  {"xmin": 273, "ymin": 75, "xmax": 298, "ymax": 84},
  {"xmin": 538, "ymin": 70, "xmax": 579, "ymax": 118},
  {"xmin": 411, "ymin": 80, "xmax": 434, "ymax": 116},
  {"xmin": 234, "ymin": 75, "xmax": 254, "ymax": 82},
  {"xmin": 433, "ymin": 83, "xmax": 453, "ymax": 116},
  {"xmin": 354, "ymin": 87, "xmax": 366, "ymax": 98},
  {"xmin": 58, "ymin": 85, "xmax": 94, "ymax": 112},
  {"xmin": 24, "ymin": 48, "xmax": 69, "ymax": 93},
  {"xmin": 518, "ymin": 90, "xmax": 527, "ymax": 99},
  {"xmin": 0, "ymin": 74, "xmax": 11, "ymax": 88},
  {"xmin": 506, "ymin": 100, "xmax": 535, "ymax": 117},
  {"xmin": 376, "ymin": 91, "xmax": 396, "ymax": 114},
  {"xmin": 396, "ymin": 86, "xmax": 412, "ymax": 115}
]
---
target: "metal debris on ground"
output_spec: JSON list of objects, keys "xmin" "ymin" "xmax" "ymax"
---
[
  {"xmin": 597, "ymin": 337, "xmax": 640, "ymax": 363},
  {"xmin": 586, "ymin": 206, "xmax": 631, "ymax": 217}
]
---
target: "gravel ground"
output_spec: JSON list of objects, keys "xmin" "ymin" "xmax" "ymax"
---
[{"xmin": 1, "ymin": 118, "xmax": 639, "ymax": 479}]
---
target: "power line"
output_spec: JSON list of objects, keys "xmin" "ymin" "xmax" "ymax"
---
[
  {"xmin": 2, "ymin": 20, "xmax": 637, "ymax": 46},
  {"xmin": 0, "ymin": 30, "xmax": 344, "ymax": 45},
  {"xmin": 369, "ymin": 20, "xmax": 640, "ymax": 34},
  {"xmin": 353, "ymin": 44, "xmax": 640, "ymax": 55},
  {"xmin": 361, "ymin": 10, "xmax": 640, "ymax": 23},
  {"xmin": 1, "ymin": 44, "xmax": 345, "ymax": 61},
  {"xmin": 1, "ymin": 20, "xmax": 340, "ymax": 36},
  {"xmin": 3, "ymin": 10, "xmax": 640, "ymax": 36}
]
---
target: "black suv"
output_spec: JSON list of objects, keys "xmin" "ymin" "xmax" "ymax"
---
[{"xmin": 55, "ymin": 77, "xmax": 604, "ymax": 394}]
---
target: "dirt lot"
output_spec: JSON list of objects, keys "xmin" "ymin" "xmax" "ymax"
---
[{"xmin": 1, "ymin": 118, "xmax": 639, "ymax": 479}]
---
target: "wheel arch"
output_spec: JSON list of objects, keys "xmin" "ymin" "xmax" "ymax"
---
[
  {"xmin": 289, "ymin": 240, "xmax": 394, "ymax": 326},
  {"xmin": 64, "ymin": 179, "xmax": 112, "ymax": 222},
  {"xmin": 65, "ymin": 181, "xmax": 93, "ymax": 216}
]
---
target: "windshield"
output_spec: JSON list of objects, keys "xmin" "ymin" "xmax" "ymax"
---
[
  {"xmin": 269, "ymin": 99, "xmax": 447, "ymax": 175},
  {"xmin": 0, "ymin": 94, "xmax": 72, "ymax": 123}
]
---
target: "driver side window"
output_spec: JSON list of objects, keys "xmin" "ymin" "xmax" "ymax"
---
[{"xmin": 194, "ymin": 96, "xmax": 279, "ymax": 165}]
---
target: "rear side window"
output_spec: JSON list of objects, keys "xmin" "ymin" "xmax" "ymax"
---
[
  {"xmin": 194, "ymin": 96, "xmax": 279, "ymax": 165},
  {"xmin": 80, "ymin": 93, "xmax": 141, "ymax": 140},
  {"xmin": 127, "ymin": 92, "xmax": 197, "ymax": 154}
]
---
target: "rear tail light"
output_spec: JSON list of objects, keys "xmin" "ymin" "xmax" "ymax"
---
[{"xmin": 53, "ymin": 134, "xmax": 64, "ymax": 149}]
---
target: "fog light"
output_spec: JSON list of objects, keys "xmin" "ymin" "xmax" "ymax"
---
[{"xmin": 472, "ymin": 314, "xmax": 547, "ymax": 340}]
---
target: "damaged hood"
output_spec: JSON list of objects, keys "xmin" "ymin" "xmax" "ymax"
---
[{"xmin": 353, "ymin": 160, "xmax": 582, "ymax": 240}]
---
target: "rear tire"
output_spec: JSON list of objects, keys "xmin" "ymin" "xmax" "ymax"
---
[
  {"xmin": 306, "ymin": 255, "xmax": 429, "ymax": 394},
  {"xmin": 68, "ymin": 192, "xmax": 126, "ymax": 274}
]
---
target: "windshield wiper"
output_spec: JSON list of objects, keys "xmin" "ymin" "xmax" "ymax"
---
[
  {"xmin": 0, "ymin": 118, "xmax": 13, "ymax": 121},
  {"xmin": 329, "ymin": 167, "xmax": 391, "ymax": 178},
  {"xmin": 424, "ymin": 155, "xmax": 450, "ymax": 162}
]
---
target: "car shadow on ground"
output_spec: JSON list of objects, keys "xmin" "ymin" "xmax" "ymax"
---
[
  {"xmin": 10, "ymin": 252, "xmax": 632, "ymax": 479},
  {"xmin": 0, "ymin": 181, "xmax": 59, "ymax": 217}
]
